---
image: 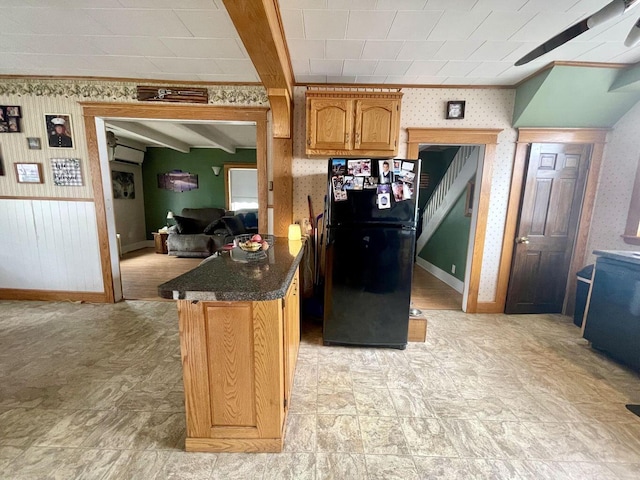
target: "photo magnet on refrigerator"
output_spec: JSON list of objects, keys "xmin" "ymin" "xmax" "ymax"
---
[
  {"xmin": 331, "ymin": 158, "xmax": 346, "ymax": 176},
  {"xmin": 332, "ymin": 175, "xmax": 347, "ymax": 201},
  {"xmin": 379, "ymin": 160, "xmax": 393, "ymax": 184}
]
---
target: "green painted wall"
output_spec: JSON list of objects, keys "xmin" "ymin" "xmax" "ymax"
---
[
  {"xmin": 142, "ymin": 147, "xmax": 256, "ymax": 239},
  {"xmin": 418, "ymin": 147, "xmax": 459, "ymax": 210},
  {"xmin": 514, "ymin": 65, "xmax": 640, "ymax": 127},
  {"xmin": 418, "ymin": 189, "xmax": 471, "ymax": 282}
]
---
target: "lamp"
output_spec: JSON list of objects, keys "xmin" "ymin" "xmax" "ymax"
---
[
  {"xmin": 166, "ymin": 210, "xmax": 174, "ymax": 222},
  {"xmin": 212, "ymin": 166, "xmax": 221, "ymax": 176}
]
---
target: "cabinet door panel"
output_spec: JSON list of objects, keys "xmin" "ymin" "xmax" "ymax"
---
[
  {"xmin": 354, "ymin": 98, "xmax": 399, "ymax": 152},
  {"xmin": 308, "ymin": 99, "xmax": 353, "ymax": 150}
]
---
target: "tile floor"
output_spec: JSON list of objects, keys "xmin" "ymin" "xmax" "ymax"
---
[{"xmin": 0, "ymin": 301, "xmax": 639, "ymax": 479}]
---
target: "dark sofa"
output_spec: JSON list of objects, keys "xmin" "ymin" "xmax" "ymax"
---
[{"xmin": 166, "ymin": 207, "xmax": 258, "ymax": 258}]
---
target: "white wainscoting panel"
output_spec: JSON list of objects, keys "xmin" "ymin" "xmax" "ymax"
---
[{"xmin": 0, "ymin": 199, "xmax": 104, "ymax": 292}]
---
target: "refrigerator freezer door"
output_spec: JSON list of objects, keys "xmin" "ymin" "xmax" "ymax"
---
[
  {"xmin": 327, "ymin": 158, "xmax": 420, "ymax": 228},
  {"xmin": 323, "ymin": 225, "xmax": 415, "ymax": 348}
]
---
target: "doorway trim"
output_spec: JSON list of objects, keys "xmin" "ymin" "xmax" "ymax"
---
[
  {"xmin": 81, "ymin": 102, "xmax": 269, "ymax": 303},
  {"xmin": 407, "ymin": 128, "xmax": 502, "ymax": 313},
  {"xmin": 495, "ymin": 128, "xmax": 609, "ymax": 314}
]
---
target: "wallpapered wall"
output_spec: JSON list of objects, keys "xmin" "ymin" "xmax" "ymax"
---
[
  {"xmin": 292, "ymin": 86, "xmax": 517, "ymax": 303},
  {"xmin": 586, "ymin": 100, "xmax": 640, "ymax": 262},
  {"xmin": 0, "ymin": 79, "xmax": 267, "ymax": 295}
]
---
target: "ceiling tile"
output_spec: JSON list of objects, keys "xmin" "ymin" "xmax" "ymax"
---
[
  {"xmin": 198, "ymin": 73, "xmax": 260, "ymax": 82},
  {"xmin": 467, "ymin": 41, "xmax": 523, "ymax": 62},
  {"xmin": 343, "ymin": 59, "xmax": 378, "ymax": 76},
  {"xmin": 326, "ymin": 40, "xmax": 364, "ymax": 59},
  {"xmin": 87, "ymin": 9, "xmax": 192, "ymax": 37},
  {"xmin": 161, "ymin": 38, "xmax": 245, "ymax": 59},
  {"xmin": 93, "ymin": 56, "xmax": 165, "ymax": 73},
  {"xmin": 120, "ymin": 0, "xmax": 214, "ymax": 7},
  {"xmin": 215, "ymin": 59, "xmax": 258, "ymax": 75},
  {"xmin": 326, "ymin": 0, "xmax": 369, "ymax": 8},
  {"xmin": 518, "ymin": 0, "xmax": 582, "ymax": 13},
  {"xmin": 4, "ymin": 7, "xmax": 114, "ymax": 35},
  {"xmin": 91, "ymin": 36, "xmax": 170, "ymax": 57},
  {"xmin": 0, "ymin": 52, "xmax": 30, "ymax": 69},
  {"xmin": 585, "ymin": 14, "xmax": 638, "ymax": 43},
  {"xmin": 386, "ymin": 75, "xmax": 419, "ymax": 83},
  {"xmin": 291, "ymin": 59, "xmax": 310, "ymax": 74},
  {"xmin": 467, "ymin": 61, "xmax": 512, "ymax": 77},
  {"xmin": 471, "ymin": 0, "xmax": 528, "ymax": 11},
  {"xmin": 388, "ymin": 11, "xmax": 443, "ymax": 40},
  {"xmin": 509, "ymin": 12, "xmax": 584, "ymax": 43},
  {"xmin": 376, "ymin": 0, "xmax": 428, "ymax": 10},
  {"xmin": 304, "ymin": 10, "xmax": 348, "ymax": 40},
  {"xmin": 468, "ymin": 11, "xmax": 536, "ymax": 41},
  {"xmin": 433, "ymin": 41, "xmax": 482, "ymax": 61},
  {"xmin": 436, "ymin": 61, "xmax": 481, "ymax": 76},
  {"xmin": 282, "ymin": 0, "xmax": 328, "ymax": 8},
  {"xmin": 361, "ymin": 40, "xmax": 404, "ymax": 60},
  {"xmin": 286, "ymin": 40, "xmax": 325, "ymax": 59},
  {"xmin": 149, "ymin": 57, "xmax": 222, "ymax": 74},
  {"xmin": 397, "ymin": 41, "xmax": 444, "ymax": 60},
  {"xmin": 346, "ymin": 11, "xmax": 394, "ymax": 39},
  {"xmin": 2, "ymin": 34, "xmax": 105, "ymax": 56},
  {"xmin": 174, "ymin": 9, "xmax": 238, "ymax": 38},
  {"xmin": 280, "ymin": 9, "xmax": 305, "ymax": 39},
  {"xmin": 565, "ymin": 0, "xmax": 612, "ymax": 16},
  {"xmin": 424, "ymin": 0, "xmax": 476, "ymax": 11},
  {"xmin": 611, "ymin": 46, "xmax": 640, "ymax": 63},
  {"xmin": 17, "ymin": 53, "xmax": 100, "ymax": 70},
  {"xmin": 374, "ymin": 60, "xmax": 412, "ymax": 75},
  {"xmin": 296, "ymin": 74, "xmax": 328, "ymax": 83},
  {"xmin": 310, "ymin": 59, "xmax": 343, "ymax": 75},
  {"xmin": 355, "ymin": 75, "xmax": 388, "ymax": 83},
  {"xmin": 406, "ymin": 60, "xmax": 447, "ymax": 75},
  {"xmin": 428, "ymin": 10, "xmax": 491, "ymax": 41},
  {"xmin": 413, "ymin": 75, "xmax": 446, "ymax": 84},
  {"xmin": 327, "ymin": 75, "xmax": 357, "ymax": 83}
]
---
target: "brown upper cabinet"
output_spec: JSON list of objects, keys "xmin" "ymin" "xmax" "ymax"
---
[{"xmin": 305, "ymin": 90, "xmax": 403, "ymax": 158}]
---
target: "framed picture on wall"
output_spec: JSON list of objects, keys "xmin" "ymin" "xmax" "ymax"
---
[
  {"xmin": 45, "ymin": 114, "xmax": 74, "ymax": 148},
  {"xmin": 0, "ymin": 106, "xmax": 22, "ymax": 133},
  {"xmin": 51, "ymin": 158, "xmax": 83, "ymax": 186},
  {"xmin": 27, "ymin": 137, "xmax": 41, "ymax": 150},
  {"xmin": 15, "ymin": 163, "xmax": 43, "ymax": 183}
]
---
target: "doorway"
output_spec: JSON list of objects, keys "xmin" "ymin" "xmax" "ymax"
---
[
  {"xmin": 505, "ymin": 142, "xmax": 592, "ymax": 314},
  {"xmin": 82, "ymin": 103, "xmax": 269, "ymax": 302}
]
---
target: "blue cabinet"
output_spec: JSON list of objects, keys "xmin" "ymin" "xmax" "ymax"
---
[{"xmin": 584, "ymin": 252, "xmax": 640, "ymax": 371}]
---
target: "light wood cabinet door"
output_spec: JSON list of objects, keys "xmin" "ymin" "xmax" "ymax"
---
[
  {"xmin": 307, "ymin": 98, "xmax": 353, "ymax": 151},
  {"xmin": 282, "ymin": 268, "xmax": 300, "ymax": 407},
  {"xmin": 354, "ymin": 98, "xmax": 399, "ymax": 152}
]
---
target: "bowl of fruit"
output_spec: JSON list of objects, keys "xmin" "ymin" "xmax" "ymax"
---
[{"xmin": 235, "ymin": 234, "xmax": 273, "ymax": 256}]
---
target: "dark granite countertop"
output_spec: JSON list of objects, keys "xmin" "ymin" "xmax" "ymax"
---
[
  {"xmin": 158, "ymin": 238, "xmax": 305, "ymax": 301},
  {"xmin": 593, "ymin": 250, "xmax": 640, "ymax": 266}
]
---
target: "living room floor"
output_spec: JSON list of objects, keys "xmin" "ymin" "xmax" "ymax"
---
[{"xmin": 1, "ymin": 301, "xmax": 639, "ymax": 479}]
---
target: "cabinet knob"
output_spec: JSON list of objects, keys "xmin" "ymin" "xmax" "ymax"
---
[
  {"xmin": 355, "ymin": 132, "xmax": 360, "ymax": 144},
  {"xmin": 307, "ymin": 138, "xmax": 311, "ymax": 146},
  {"xmin": 345, "ymin": 132, "xmax": 350, "ymax": 143}
]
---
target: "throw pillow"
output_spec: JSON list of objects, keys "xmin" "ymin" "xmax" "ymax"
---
[
  {"xmin": 221, "ymin": 215, "xmax": 246, "ymax": 235},
  {"xmin": 173, "ymin": 215, "xmax": 203, "ymax": 234},
  {"xmin": 203, "ymin": 218, "xmax": 224, "ymax": 235}
]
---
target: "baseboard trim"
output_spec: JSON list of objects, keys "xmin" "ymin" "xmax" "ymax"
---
[
  {"xmin": 415, "ymin": 257, "xmax": 464, "ymax": 293},
  {"xmin": 0, "ymin": 289, "xmax": 108, "ymax": 303},
  {"xmin": 476, "ymin": 301, "xmax": 503, "ymax": 313},
  {"xmin": 121, "ymin": 240, "xmax": 154, "ymax": 254}
]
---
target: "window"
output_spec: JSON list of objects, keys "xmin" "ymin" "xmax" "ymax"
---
[{"xmin": 224, "ymin": 164, "xmax": 258, "ymax": 211}]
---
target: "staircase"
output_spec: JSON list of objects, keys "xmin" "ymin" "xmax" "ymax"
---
[{"xmin": 416, "ymin": 145, "xmax": 480, "ymax": 252}]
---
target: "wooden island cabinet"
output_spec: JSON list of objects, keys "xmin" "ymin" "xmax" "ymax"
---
[
  {"xmin": 159, "ymin": 240, "xmax": 304, "ymax": 453},
  {"xmin": 306, "ymin": 90, "xmax": 402, "ymax": 158}
]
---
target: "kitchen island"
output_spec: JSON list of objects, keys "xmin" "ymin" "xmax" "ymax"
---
[{"xmin": 159, "ymin": 239, "xmax": 304, "ymax": 453}]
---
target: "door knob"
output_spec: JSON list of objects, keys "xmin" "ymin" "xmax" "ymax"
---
[{"xmin": 515, "ymin": 236, "xmax": 530, "ymax": 244}]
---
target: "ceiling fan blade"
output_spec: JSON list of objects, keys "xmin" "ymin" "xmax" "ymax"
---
[
  {"xmin": 625, "ymin": 17, "xmax": 640, "ymax": 46},
  {"xmin": 515, "ymin": 0, "xmax": 637, "ymax": 66}
]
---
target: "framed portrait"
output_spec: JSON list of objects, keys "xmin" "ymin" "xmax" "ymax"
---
[
  {"xmin": 51, "ymin": 158, "xmax": 83, "ymax": 186},
  {"xmin": 45, "ymin": 114, "xmax": 74, "ymax": 148},
  {"xmin": 0, "ymin": 106, "xmax": 21, "ymax": 133},
  {"xmin": 15, "ymin": 163, "xmax": 43, "ymax": 183},
  {"xmin": 446, "ymin": 101, "xmax": 466, "ymax": 120},
  {"xmin": 27, "ymin": 137, "xmax": 41, "ymax": 150}
]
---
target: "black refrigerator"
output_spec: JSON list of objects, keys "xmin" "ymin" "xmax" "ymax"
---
[{"xmin": 323, "ymin": 158, "xmax": 420, "ymax": 349}]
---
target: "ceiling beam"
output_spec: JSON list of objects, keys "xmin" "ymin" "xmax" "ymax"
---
[
  {"xmin": 222, "ymin": 0, "xmax": 293, "ymax": 138},
  {"xmin": 107, "ymin": 120, "xmax": 190, "ymax": 153},
  {"xmin": 180, "ymin": 124, "xmax": 237, "ymax": 154}
]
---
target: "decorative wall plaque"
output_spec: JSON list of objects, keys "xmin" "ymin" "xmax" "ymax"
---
[{"xmin": 137, "ymin": 86, "xmax": 208, "ymax": 104}]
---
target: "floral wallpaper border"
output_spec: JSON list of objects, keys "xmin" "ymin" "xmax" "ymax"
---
[{"xmin": 0, "ymin": 79, "xmax": 268, "ymax": 106}]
